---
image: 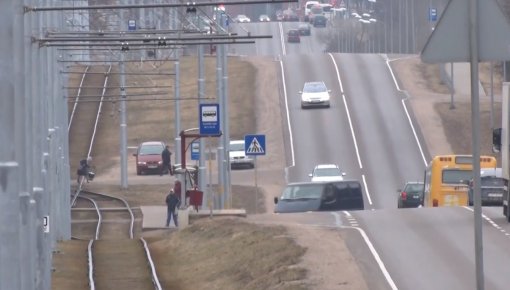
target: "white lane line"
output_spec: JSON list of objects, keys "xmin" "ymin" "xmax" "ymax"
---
[
  {"xmin": 462, "ymin": 206, "xmax": 510, "ymax": 238},
  {"xmin": 384, "ymin": 57, "xmax": 428, "ymax": 166},
  {"xmin": 400, "ymin": 100, "xmax": 428, "ymax": 166},
  {"xmin": 343, "ymin": 210, "xmax": 352, "ymax": 217},
  {"xmin": 332, "ymin": 212, "xmax": 398, "ymax": 290},
  {"xmin": 280, "ymin": 60, "xmax": 295, "ymax": 172},
  {"xmin": 328, "ymin": 53, "xmax": 363, "ymax": 169},
  {"xmin": 327, "ymin": 53, "xmax": 344, "ymax": 93},
  {"xmin": 362, "ymin": 174, "xmax": 373, "ymax": 206},
  {"xmin": 278, "ymin": 22, "xmax": 286, "ymax": 56}
]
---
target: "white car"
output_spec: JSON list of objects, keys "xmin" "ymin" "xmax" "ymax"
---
[
  {"xmin": 235, "ymin": 14, "xmax": 251, "ymax": 23},
  {"xmin": 229, "ymin": 140, "xmax": 255, "ymax": 169},
  {"xmin": 259, "ymin": 14, "xmax": 271, "ymax": 22},
  {"xmin": 309, "ymin": 164, "xmax": 346, "ymax": 182},
  {"xmin": 300, "ymin": 81, "xmax": 331, "ymax": 108}
]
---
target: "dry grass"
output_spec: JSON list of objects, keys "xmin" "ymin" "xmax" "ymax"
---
[{"xmin": 147, "ymin": 218, "xmax": 308, "ymax": 290}]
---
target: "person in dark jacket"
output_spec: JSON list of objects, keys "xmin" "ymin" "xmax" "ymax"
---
[
  {"xmin": 77, "ymin": 157, "xmax": 92, "ymax": 183},
  {"xmin": 160, "ymin": 145, "xmax": 173, "ymax": 176},
  {"xmin": 165, "ymin": 189, "xmax": 180, "ymax": 227}
]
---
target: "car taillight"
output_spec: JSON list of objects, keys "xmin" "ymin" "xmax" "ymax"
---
[{"xmin": 401, "ymin": 191, "xmax": 407, "ymax": 200}]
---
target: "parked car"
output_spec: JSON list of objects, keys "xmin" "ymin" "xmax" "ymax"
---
[
  {"xmin": 397, "ymin": 181, "xmax": 425, "ymax": 208},
  {"xmin": 229, "ymin": 140, "xmax": 255, "ymax": 169},
  {"xmin": 287, "ymin": 29, "xmax": 301, "ymax": 43},
  {"xmin": 258, "ymin": 14, "xmax": 271, "ymax": 22},
  {"xmin": 298, "ymin": 23, "xmax": 311, "ymax": 36},
  {"xmin": 133, "ymin": 141, "xmax": 165, "ymax": 175},
  {"xmin": 235, "ymin": 14, "xmax": 251, "ymax": 23},
  {"xmin": 300, "ymin": 81, "xmax": 331, "ymax": 108},
  {"xmin": 309, "ymin": 164, "xmax": 345, "ymax": 182},
  {"xmin": 274, "ymin": 181, "xmax": 364, "ymax": 213}
]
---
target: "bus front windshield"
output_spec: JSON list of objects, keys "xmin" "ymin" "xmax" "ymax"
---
[{"xmin": 442, "ymin": 169, "xmax": 472, "ymax": 184}]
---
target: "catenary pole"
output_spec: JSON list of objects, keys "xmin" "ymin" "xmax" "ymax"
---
[
  {"xmin": 175, "ymin": 58, "xmax": 185, "ymax": 205},
  {"xmin": 120, "ymin": 49, "xmax": 129, "ymax": 189},
  {"xmin": 0, "ymin": 0, "xmax": 22, "ymax": 289},
  {"xmin": 216, "ymin": 7, "xmax": 224, "ymax": 210},
  {"xmin": 222, "ymin": 12, "xmax": 231, "ymax": 208},
  {"xmin": 469, "ymin": 0, "xmax": 484, "ymax": 289},
  {"xmin": 198, "ymin": 44, "xmax": 207, "ymax": 196}
]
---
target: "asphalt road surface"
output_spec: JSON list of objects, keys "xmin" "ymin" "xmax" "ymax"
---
[{"xmin": 228, "ymin": 17, "xmax": 510, "ymax": 290}]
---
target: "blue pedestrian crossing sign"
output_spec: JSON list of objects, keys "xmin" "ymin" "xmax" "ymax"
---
[
  {"xmin": 244, "ymin": 135, "xmax": 266, "ymax": 156},
  {"xmin": 429, "ymin": 8, "xmax": 437, "ymax": 22}
]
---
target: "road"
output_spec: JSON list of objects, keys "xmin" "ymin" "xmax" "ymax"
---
[{"xmin": 228, "ymin": 16, "xmax": 510, "ymax": 290}]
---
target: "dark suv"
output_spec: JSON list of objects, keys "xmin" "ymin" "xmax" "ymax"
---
[{"xmin": 397, "ymin": 181, "xmax": 424, "ymax": 208}]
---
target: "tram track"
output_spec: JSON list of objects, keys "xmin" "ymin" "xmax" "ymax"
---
[{"xmin": 66, "ymin": 65, "xmax": 162, "ymax": 290}]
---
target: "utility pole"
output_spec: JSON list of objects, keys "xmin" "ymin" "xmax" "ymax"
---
[
  {"xmin": 222, "ymin": 11, "xmax": 231, "ymax": 208},
  {"xmin": 174, "ymin": 58, "xmax": 184, "ymax": 204},
  {"xmin": 120, "ymin": 45, "xmax": 129, "ymax": 189}
]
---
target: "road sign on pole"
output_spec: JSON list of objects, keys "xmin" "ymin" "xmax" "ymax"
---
[
  {"xmin": 429, "ymin": 8, "xmax": 437, "ymax": 22},
  {"xmin": 199, "ymin": 103, "xmax": 220, "ymax": 135},
  {"xmin": 191, "ymin": 141, "xmax": 199, "ymax": 160},
  {"xmin": 421, "ymin": 0, "xmax": 510, "ymax": 63},
  {"xmin": 128, "ymin": 19, "xmax": 136, "ymax": 31},
  {"xmin": 244, "ymin": 135, "xmax": 265, "ymax": 156}
]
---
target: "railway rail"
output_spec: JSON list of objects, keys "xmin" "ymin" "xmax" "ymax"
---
[{"xmin": 67, "ymin": 66, "xmax": 162, "ymax": 289}]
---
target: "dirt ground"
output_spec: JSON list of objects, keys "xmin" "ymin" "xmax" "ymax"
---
[{"xmin": 53, "ymin": 53, "xmax": 503, "ymax": 290}]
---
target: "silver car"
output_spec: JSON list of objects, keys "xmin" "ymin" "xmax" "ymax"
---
[
  {"xmin": 300, "ymin": 81, "xmax": 331, "ymax": 108},
  {"xmin": 229, "ymin": 140, "xmax": 255, "ymax": 169}
]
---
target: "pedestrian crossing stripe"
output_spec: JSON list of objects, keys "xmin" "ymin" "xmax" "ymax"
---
[{"xmin": 247, "ymin": 137, "xmax": 264, "ymax": 154}]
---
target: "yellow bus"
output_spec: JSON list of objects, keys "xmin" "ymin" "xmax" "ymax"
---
[{"xmin": 423, "ymin": 155, "xmax": 497, "ymax": 207}]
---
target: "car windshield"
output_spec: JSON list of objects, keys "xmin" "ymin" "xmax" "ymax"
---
[
  {"xmin": 139, "ymin": 144, "xmax": 164, "ymax": 155},
  {"xmin": 481, "ymin": 177, "xmax": 506, "ymax": 187},
  {"xmin": 304, "ymin": 82, "xmax": 327, "ymax": 93},
  {"xmin": 281, "ymin": 183, "xmax": 324, "ymax": 200},
  {"xmin": 314, "ymin": 167, "xmax": 341, "ymax": 177},
  {"xmin": 404, "ymin": 183, "xmax": 424, "ymax": 193},
  {"xmin": 229, "ymin": 142, "xmax": 245, "ymax": 151},
  {"xmin": 442, "ymin": 169, "xmax": 472, "ymax": 184}
]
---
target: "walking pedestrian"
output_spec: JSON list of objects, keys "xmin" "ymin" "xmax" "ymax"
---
[
  {"xmin": 160, "ymin": 145, "xmax": 173, "ymax": 176},
  {"xmin": 165, "ymin": 188, "xmax": 180, "ymax": 227}
]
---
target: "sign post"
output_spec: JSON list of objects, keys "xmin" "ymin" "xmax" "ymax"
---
[
  {"xmin": 128, "ymin": 19, "xmax": 136, "ymax": 31},
  {"xmin": 244, "ymin": 135, "xmax": 266, "ymax": 214}
]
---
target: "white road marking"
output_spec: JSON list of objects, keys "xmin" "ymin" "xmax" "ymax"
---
[
  {"xmin": 328, "ymin": 53, "xmax": 363, "ymax": 169},
  {"xmin": 362, "ymin": 174, "xmax": 373, "ymax": 206},
  {"xmin": 462, "ymin": 206, "xmax": 510, "ymax": 239},
  {"xmin": 278, "ymin": 22, "xmax": 286, "ymax": 56},
  {"xmin": 385, "ymin": 57, "xmax": 428, "ymax": 167},
  {"xmin": 279, "ymin": 61, "xmax": 295, "ymax": 174},
  {"xmin": 332, "ymin": 212, "xmax": 398, "ymax": 290}
]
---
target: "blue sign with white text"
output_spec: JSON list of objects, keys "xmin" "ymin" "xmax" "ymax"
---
[
  {"xmin": 429, "ymin": 8, "xmax": 437, "ymax": 22},
  {"xmin": 128, "ymin": 20, "xmax": 136, "ymax": 31},
  {"xmin": 244, "ymin": 135, "xmax": 266, "ymax": 156},
  {"xmin": 199, "ymin": 103, "xmax": 220, "ymax": 135},
  {"xmin": 191, "ymin": 141, "xmax": 199, "ymax": 160}
]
